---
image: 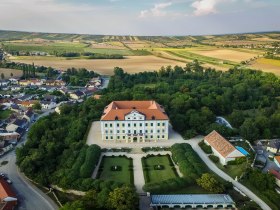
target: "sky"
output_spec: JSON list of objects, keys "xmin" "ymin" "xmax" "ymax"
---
[{"xmin": 0, "ymin": 0, "xmax": 279, "ymax": 36}]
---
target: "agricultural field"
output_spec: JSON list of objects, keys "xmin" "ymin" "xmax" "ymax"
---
[
  {"xmin": 250, "ymin": 58, "xmax": 280, "ymax": 75},
  {"xmin": 97, "ymin": 156, "xmax": 133, "ymax": 185},
  {"xmin": 11, "ymin": 56, "xmax": 185, "ymax": 75},
  {"xmin": 1, "ymin": 30, "xmax": 280, "ymax": 75},
  {"xmin": 142, "ymin": 155, "xmax": 178, "ymax": 183},
  {"xmin": 0, "ymin": 68, "xmax": 22, "ymax": 78}
]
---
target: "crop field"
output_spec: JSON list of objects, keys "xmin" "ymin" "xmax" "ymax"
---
[
  {"xmin": 189, "ymin": 49, "xmax": 260, "ymax": 63},
  {"xmin": 2, "ymin": 30, "xmax": 280, "ymax": 76},
  {"xmin": 11, "ymin": 56, "xmax": 186, "ymax": 75},
  {"xmin": 142, "ymin": 155, "xmax": 178, "ymax": 183},
  {"xmin": 97, "ymin": 156, "xmax": 133, "ymax": 184},
  {"xmin": 0, "ymin": 68, "xmax": 22, "ymax": 78},
  {"xmin": 250, "ymin": 58, "xmax": 280, "ymax": 75}
]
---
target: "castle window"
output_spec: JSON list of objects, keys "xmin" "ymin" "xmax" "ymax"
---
[
  {"xmin": 105, "ymin": 123, "xmax": 108, "ymax": 127},
  {"xmin": 115, "ymin": 116, "xmax": 119, "ymax": 120},
  {"xmin": 152, "ymin": 116, "xmax": 155, "ymax": 120}
]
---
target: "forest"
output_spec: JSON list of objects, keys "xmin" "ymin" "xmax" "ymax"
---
[
  {"xmin": 106, "ymin": 62, "xmax": 280, "ymax": 140},
  {"xmin": 16, "ymin": 62, "xmax": 280, "ymax": 209}
]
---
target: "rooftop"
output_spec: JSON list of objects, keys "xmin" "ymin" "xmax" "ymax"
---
[
  {"xmin": 101, "ymin": 101, "xmax": 168, "ymax": 121},
  {"xmin": 274, "ymin": 156, "xmax": 280, "ymax": 164},
  {"xmin": 151, "ymin": 194, "xmax": 235, "ymax": 205},
  {"xmin": 204, "ymin": 130, "xmax": 243, "ymax": 158}
]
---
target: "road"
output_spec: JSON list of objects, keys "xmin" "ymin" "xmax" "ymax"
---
[
  {"xmin": 188, "ymin": 138, "xmax": 272, "ymax": 210},
  {"xmin": 0, "ymin": 109, "xmax": 58, "ymax": 210}
]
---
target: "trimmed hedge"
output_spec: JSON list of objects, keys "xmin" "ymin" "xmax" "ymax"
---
[
  {"xmin": 209, "ymin": 155, "xmax": 219, "ymax": 163},
  {"xmin": 198, "ymin": 141, "xmax": 212, "ymax": 154},
  {"xmin": 80, "ymin": 145, "xmax": 101, "ymax": 178},
  {"xmin": 171, "ymin": 143, "xmax": 208, "ymax": 180}
]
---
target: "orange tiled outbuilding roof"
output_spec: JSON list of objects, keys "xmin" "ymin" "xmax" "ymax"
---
[
  {"xmin": 0, "ymin": 178, "xmax": 16, "ymax": 200},
  {"xmin": 101, "ymin": 101, "xmax": 168, "ymax": 121},
  {"xmin": 204, "ymin": 130, "xmax": 237, "ymax": 158},
  {"xmin": 275, "ymin": 156, "xmax": 280, "ymax": 164}
]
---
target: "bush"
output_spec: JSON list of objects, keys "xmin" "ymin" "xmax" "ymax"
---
[
  {"xmin": 209, "ymin": 155, "xmax": 219, "ymax": 163},
  {"xmin": 198, "ymin": 141, "xmax": 212, "ymax": 154}
]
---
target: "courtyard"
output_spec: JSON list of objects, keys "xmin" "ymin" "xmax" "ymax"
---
[
  {"xmin": 142, "ymin": 155, "xmax": 178, "ymax": 183},
  {"xmin": 97, "ymin": 156, "xmax": 134, "ymax": 185}
]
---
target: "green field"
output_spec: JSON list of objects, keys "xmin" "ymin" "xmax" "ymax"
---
[
  {"xmin": 97, "ymin": 156, "xmax": 133, "ymax": 184},
  {"xmin": 216, "ymin": 162, "xmax": 248, "ymax": 179},
  {"xmin": 0, "ymin": 110, "xmax": 13, "ymax": 120},
  {"xmin": 142, "ymin": 155, "xmax": 178, "ymax": 183}
]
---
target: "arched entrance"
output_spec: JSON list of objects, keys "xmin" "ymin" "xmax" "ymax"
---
[{"xmin": 133, "ymin": 137, "xmax": 137, "ymax": 142}]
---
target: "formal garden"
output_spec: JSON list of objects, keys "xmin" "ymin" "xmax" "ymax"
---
[
  {"xmin": 97, "ymin": 156, "xmax": 134, "ymax": 185},
  {"xmin": 142, "ymin": 154, "xmax": 178, "ymax": 183}
]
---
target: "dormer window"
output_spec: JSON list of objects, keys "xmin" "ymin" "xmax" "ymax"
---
[
  {"xmin": 152, "ymin": 116, "xmax": 155, "ymax": 120},
  {"xmin": 115, "ymin": 116, "xmax": 119, "ymax": 120}
]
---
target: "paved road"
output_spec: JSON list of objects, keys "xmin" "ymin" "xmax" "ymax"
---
[
  {"xmin": 188, "ymin": 138, "xmax": 272, "ymax": 210},
  {"xmin": 1, "ymin": 151, "xmax": 58, "ymax": 210},
  {"xmin": 0, "ymin": 109, "xmax": 58, "ymax": 210}
]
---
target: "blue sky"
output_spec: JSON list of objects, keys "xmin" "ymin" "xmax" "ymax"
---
[{"xmin": 0, "ymin": 0, "xmax": 279, "ymax": 36}]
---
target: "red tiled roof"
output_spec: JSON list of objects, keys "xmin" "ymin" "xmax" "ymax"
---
[
  {"xmin": 0, "ymin": 178, "xmax": 16, "ymax": 200},
  {"xmin": 101, "ymin": 101, "xmax": 168, "ymax": 121},
  {"xmin": 269, "ymin": 169, "xmax": 280, "ymax": 180},
  {"xmin": 204, "ymin": 130, "xmax": 237, "ymax": 158}
]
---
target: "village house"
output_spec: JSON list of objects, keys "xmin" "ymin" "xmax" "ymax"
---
[
  {"xmin": 41, "ymin": 101, "xmax": 56, "ymax": 110},
  {"xmin": 69, "ymin": 90, "xmax": 85, "ymax": 100},
  {"xmin": 8, "ymin": 78, "xmax": 19, "ymax": 85},
  {"xmin": 23, "ymin": 109, "xmax": 35, "ymax": 122},
  {"xmin": 6, "ymin": 118, "xmax": 28, "ymax": 132},
  {"xmin": 0, "ymin": 132, "xmax": 20, "ymax": 144},
  {"xmin": 204, "ymin": 130, "xmax": 245, "ymax": 165},
  {"xmin": 44, "ymin": 80, "xmax": 66, "ymax": 86},
  {"xmin": 18, "ymin": 100, "xmax": 39, "ymax": 108},
  {"xmin": 0, "ymin": 178, "xmax": 17, "ymax": 210},
  {"xmin": 267, "ymin": 140, "xmax": 280, "ymax": 154},
  {"xmin": 9, "ymin": 104, "xmax": 22, "ymax": 113},
  {"xmin": 0, "ymin": 80, "xmax": 10, "ymax": 87},
  {"xmin": 100, "ymin": 101, "xmax": 169, "ymax": 143},
  {"xmin": 18, "ymin": 79, "xmax": 43, "ymax": 86}
]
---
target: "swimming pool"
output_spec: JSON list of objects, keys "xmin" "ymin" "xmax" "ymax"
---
[{"xmin": 236, "ymin": 146, "xmax": 249, "ymax": 156}]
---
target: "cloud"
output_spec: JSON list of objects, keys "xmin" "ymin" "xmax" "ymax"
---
[
  {"xmin": 191, "ymin": 0, "xmax": 223, "ymax": 16},
  {"xmin": 139, "ymin": 2, "xmax": 172, "ymax": 18}
]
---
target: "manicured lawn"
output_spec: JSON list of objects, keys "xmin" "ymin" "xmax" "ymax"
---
[
  {"xmin": 142, "ymin": 155, "xmax": 178, "ymax": 183},
  {"xmin": 97, "ymin": 156, "xmax": 133, "ymax": 185},
  {"xmin": 0, "ymin": 110, "xmax": 13, "ymax": 120},
  {"xmin": 216, "ymin": 162, "xmax": 248, "ymax": 179}
]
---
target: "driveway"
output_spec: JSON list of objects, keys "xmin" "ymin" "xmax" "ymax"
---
[{"xmin": 188, "ymin": 138, "xmax": 272, "ymax": 210}]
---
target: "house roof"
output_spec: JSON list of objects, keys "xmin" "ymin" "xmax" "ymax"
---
[
  {"xmin": 101, "ymin": 101, "xmax": 168, "ymax": 121},
  {"xmin": 268, "ymin": 140, "xmax": 280, "ymax": 150},
  {"xmin": 204, "ymin": 130, "xmax": 244, "ymax": 158},
  {"xmin": 269, "ymin": 169, "xmax": 280, "ymax": 180},
  {"xmin": 13, "ymin": 118, "xmax": 27, "ymax": 127},
  {"xmin": 0, "ymin": 178, "xmax": 16, "ymax": 200},
  {"xmin": 275, "ymin": 156, "xmax": 280, "ymax": 164}
]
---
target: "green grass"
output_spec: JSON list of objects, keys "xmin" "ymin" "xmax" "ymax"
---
[
  {"xmin": 216, "ymin": 162, "xmax": 248, "ymax": 179},
  {"xmin": 163, "ymin": 49, "xmax": 237, "ymax": 67},
  {"xmin": 3, "ymin": 42, "xmax": 88, "ymax": 54},
  {"xmin": 142, "ymin": 155, "xmax": 178, "ymax": 183},
  {"xmin": 97, "ymin": 156, "xmax": 133, "ymax": 185},
  {"xmin": 0, "ymin": 110, "xmax": 13, "ymax": 120},
  {"xmin": 240, "ymin": 180, "xmax": 279, "ymax": 210},
  {"xmin": 83, "ymin": 48, "xmax": 134, "ymax": 56}
]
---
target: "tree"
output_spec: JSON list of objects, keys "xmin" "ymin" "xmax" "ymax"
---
[
  {"xmin": 10, "ymin": 72, "xmax": 13, "ymax": 77},
  {"xmin": 240, "ymin": 119, "xmax": 259, "ymax": 142},
  {"xmin": 32, "ymin": 102, "xmax": 42, "ymax": 110},
  {"xmin": 108, "ymin": 186, "xmax": 138, "ymax": 210},
  {"xmin": 1, "ymin": 73, "xmax": 4, "ymax": 80},
  {"xmin": 196, "ymin": 173, "xmax": 224, "ymax": 193}
]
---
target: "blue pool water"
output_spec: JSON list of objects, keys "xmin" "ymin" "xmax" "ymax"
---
[{"xmin": 236, "ymin": 146, "xmax": 249, "ymax": 156}]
